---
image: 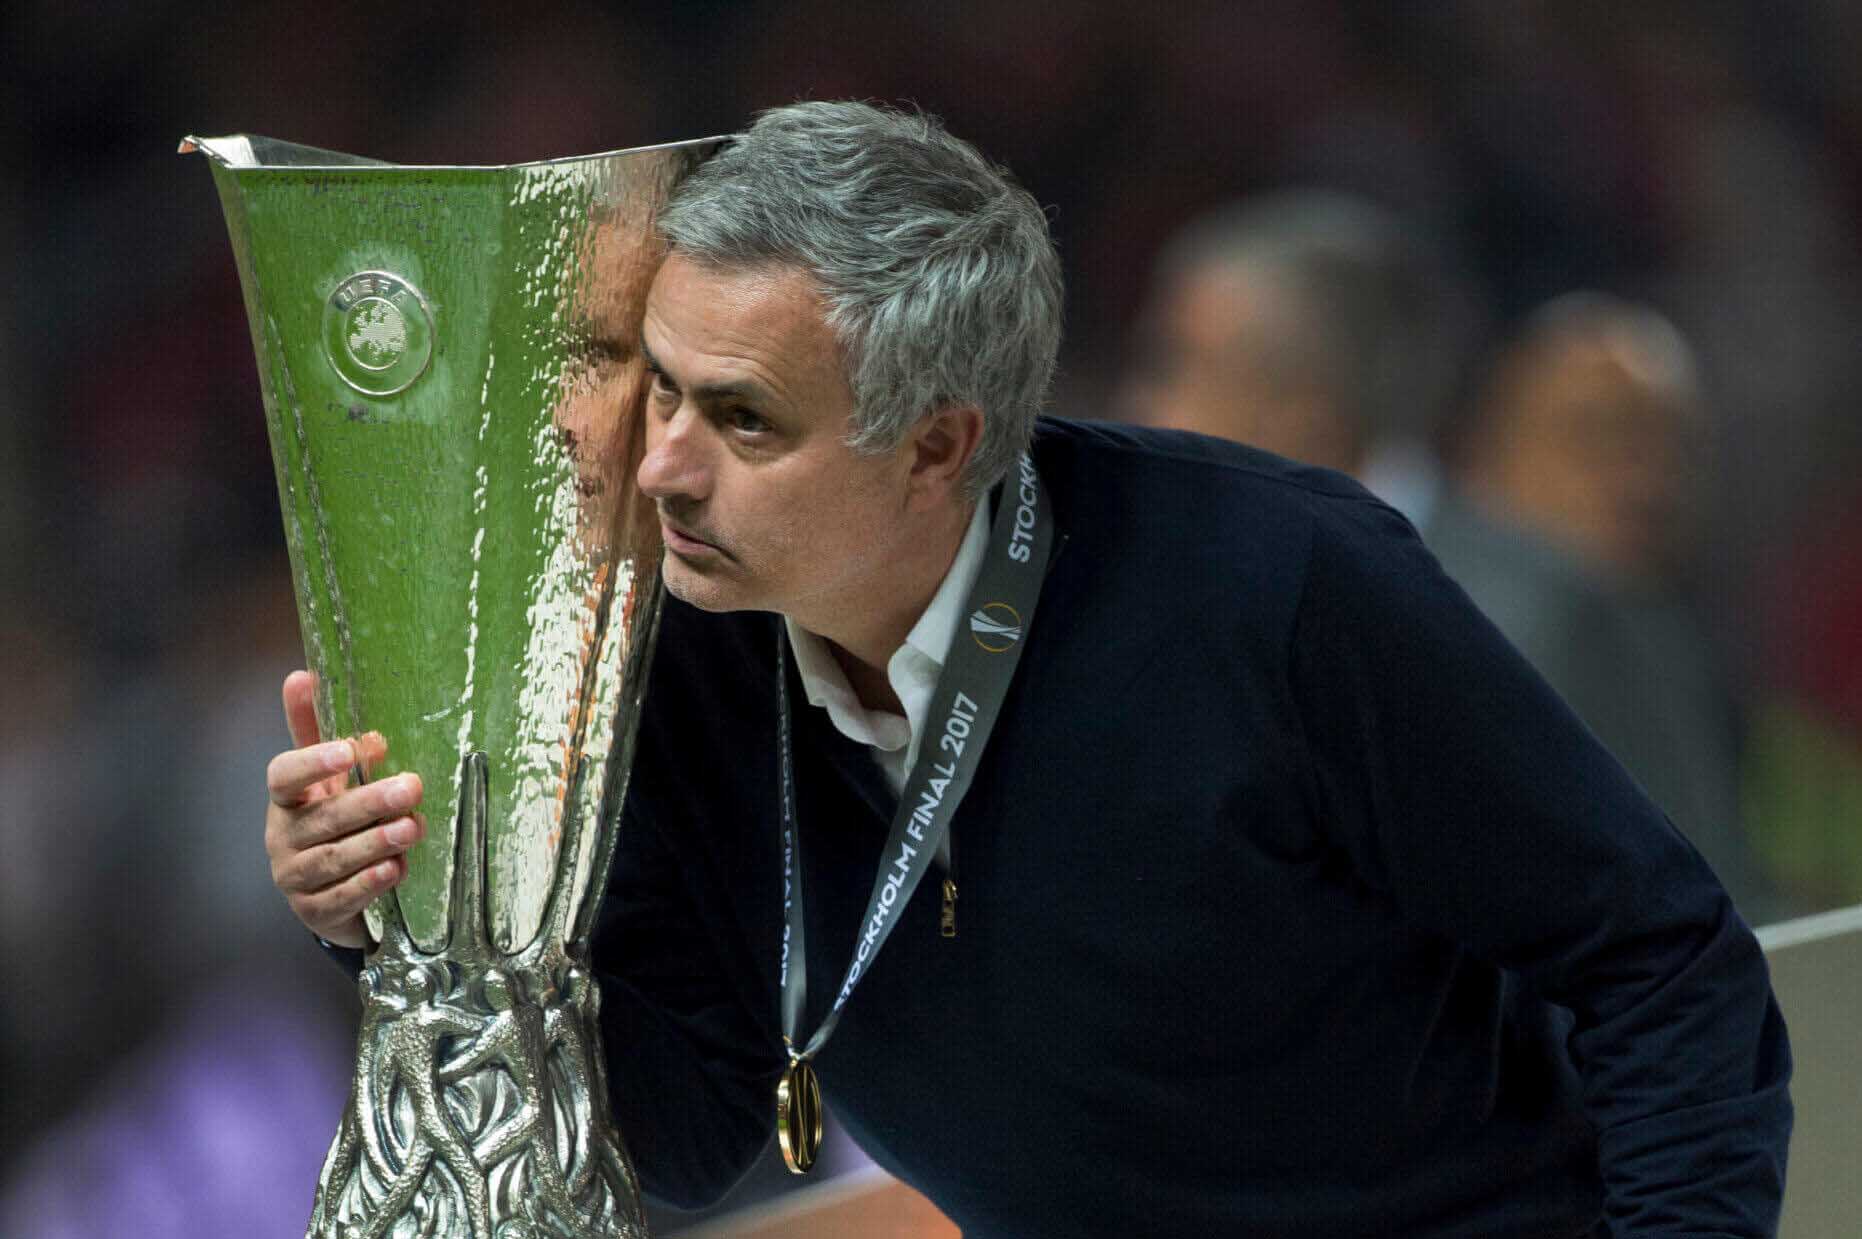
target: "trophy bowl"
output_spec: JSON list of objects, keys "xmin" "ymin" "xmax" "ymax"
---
[{"xmin": 186, "ymin": 131, "xmax": 721, "ymax": 1238}]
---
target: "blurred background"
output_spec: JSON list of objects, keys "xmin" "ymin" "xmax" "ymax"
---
[{"xmin": 6, "ymin": 0, "xmax": 1862, "ymax": 1233}]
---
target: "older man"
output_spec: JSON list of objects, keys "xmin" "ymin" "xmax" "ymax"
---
[{"xmin": 265, "ymin": 102, "xmax": 1790, "ymax": 1237}]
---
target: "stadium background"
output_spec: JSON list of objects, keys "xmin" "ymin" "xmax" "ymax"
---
[{"xmin": 4, "ymin": 2, "xmax": 1860, "ymax": 1232}]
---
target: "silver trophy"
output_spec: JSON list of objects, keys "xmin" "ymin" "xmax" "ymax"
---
[{"xmin": 185, "ymin": 132, "xmax": 721, "ymax": 1238}]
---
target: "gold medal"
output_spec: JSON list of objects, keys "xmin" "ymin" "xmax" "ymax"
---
[{"xmin": 775, "ymin": 1056, "xmax": 823, "ymax": 1174}]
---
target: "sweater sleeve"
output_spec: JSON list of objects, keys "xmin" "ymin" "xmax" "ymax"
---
[
  {"xmin": 1287, "ymin": 495, "xmax": 1791, "ymax": 1236},
  {"xmin": 591, "ymin": 791, "xmax": 782, "ymax": 1210}
]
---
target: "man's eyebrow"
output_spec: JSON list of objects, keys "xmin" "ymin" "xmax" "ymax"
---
[{"xmin": 641, "ymin": 342, "xmax": 775, "ymax": 406}]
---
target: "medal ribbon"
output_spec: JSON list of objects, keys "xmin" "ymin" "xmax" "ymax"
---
[{"xmin": 775, "ymin": 453, "xmax": 1054, "ymax": 1066}]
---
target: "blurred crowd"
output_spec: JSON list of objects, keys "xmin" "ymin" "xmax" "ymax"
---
[{"xmin": 7, "ymin": 1, "xmax": 1862, "ymax": 1233}]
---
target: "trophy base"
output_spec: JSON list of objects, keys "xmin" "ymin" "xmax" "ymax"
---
[
  {"xmin": 307, "ymin": 753, "xmax": 647, "ymax": 1239},
  {"xmin": 307, "ymin": 949, "xmax": 644, "ymax": 1239}
]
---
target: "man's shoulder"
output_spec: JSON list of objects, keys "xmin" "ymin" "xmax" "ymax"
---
[
  {"xmin": 1033, "ymin": 417, "xmax": 1390, "ymax": 511},
  {"xmin": 1029, "ymin": 416, "xmax": 1419, "ymax": 564}
]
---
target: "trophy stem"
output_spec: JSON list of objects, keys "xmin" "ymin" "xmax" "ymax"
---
[{"xmin": 308, "ymin": 755, "xmax": 646, "ymax": 1239}]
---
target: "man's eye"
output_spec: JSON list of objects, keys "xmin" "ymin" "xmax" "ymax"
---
[
  {"xmin": 647, "ymin": 367, "xmax": 677, "ymax": 398},
  {"xmin": 727, "ymin": 408, "xmax": 771, "ymax": 434}
]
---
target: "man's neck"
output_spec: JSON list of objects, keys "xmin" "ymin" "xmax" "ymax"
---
[
  {"xmin": 798, "ymin": 498, "xmax": 975, "ymax": 714},
  {"xmin": 829, "ymin": 642, "xmax": 905, "ymax": 715}
]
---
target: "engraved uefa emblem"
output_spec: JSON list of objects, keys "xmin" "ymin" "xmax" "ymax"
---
[{"xmin": 321, "ymin": 270, "xmax": 434, "ymax": 397}]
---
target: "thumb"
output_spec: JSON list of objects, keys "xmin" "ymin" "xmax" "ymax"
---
[{"xmin": 282, "ymin": 670, "xmax": 323, "ymax": 751}]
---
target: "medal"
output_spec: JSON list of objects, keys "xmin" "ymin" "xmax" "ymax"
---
[
  {"xmin": 770, "ymin": 454, "xmax": 1054, "ymax": 1175},
  {"xmin": 775, "ymin": 1055, "xmax": 823, "ymax": 1174}
]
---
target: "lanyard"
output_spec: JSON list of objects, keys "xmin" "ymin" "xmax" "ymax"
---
[{"xmin": 771, "ymin": 453, "xmax": 1054, "ymax": 1170}]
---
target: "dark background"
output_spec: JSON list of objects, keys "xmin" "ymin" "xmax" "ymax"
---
[{"xmin": 4, "ymin": 2, "xmax": 1860, "ymax": 1232}]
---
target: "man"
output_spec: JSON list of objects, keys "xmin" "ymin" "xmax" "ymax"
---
[
  {"xmin": 266, "ymin": 102, "xmax": 1790, "ymax": 1236},
  {"xmin": 1434, "ymin": 293, "xmax": 1782, "ymax": 921},
  {"xmin": 1454, "ymin": 292, "xmax": 1703, "ymax": 589},
  {"xmin": 1114, "ymin": 189, "xmax": 1469, "ymax": 521}
]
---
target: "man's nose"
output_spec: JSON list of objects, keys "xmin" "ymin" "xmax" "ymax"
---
[{"xmin": 637, "ymin": 404, "xmax": 711, "ymax": 502}]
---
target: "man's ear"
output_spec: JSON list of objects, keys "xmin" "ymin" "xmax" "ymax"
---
[{"xmin": 905, "ymin": 405, "xmax": 984, "ymax": 508}]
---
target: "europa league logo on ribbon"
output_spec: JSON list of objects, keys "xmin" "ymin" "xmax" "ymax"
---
[
  {"xmin": 186, "ymin": 132, "xmax": 719, "ymax": 1239},
  {"xmin": 969, "ymin": 601, "xmax": 1023, "ymax": 652}
]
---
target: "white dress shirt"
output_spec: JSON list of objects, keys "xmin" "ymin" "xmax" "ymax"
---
[{"xmin": 783, "ymin": 500, "xmax": 990, "ymax": 798}]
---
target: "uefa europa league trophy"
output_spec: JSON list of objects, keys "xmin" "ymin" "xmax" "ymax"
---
[{"xmin": 186, "ymin": 131, "xmax": 721, "ymax": 1238}]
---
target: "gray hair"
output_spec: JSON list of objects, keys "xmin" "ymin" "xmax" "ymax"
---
[{"xmin": 657, "ymin": 101, "xmax": 1063, "ymax": 498}]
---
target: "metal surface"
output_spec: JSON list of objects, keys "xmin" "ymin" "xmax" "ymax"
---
[{"xmin": 188, "ymin": 131, "xmax": 722, "ymax": 1238}]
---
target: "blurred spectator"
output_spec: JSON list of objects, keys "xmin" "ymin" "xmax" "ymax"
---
[
  {"xmin": 1120, "ymin": 213, "xmax": 1784, "ymax": 920},
  {"xmin": 1455, "ymin": 293, "xmax": 1702, "ymax": 584},
  {"xmin": 1433, "ymin": 294, "xmax": 1786, "ymax": 922},
  {"xmin": 1114, "ymin": 189, "xmax": 1469, "ymax": 522}
]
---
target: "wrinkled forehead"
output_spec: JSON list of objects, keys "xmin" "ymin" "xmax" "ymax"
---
[
  {"xmin": 644, "ymin": 253, "xmax": 821, "ymax": 328},
  {"xmin": 643, "ymin": 255, "xmax": 853, "ymax": 401}
]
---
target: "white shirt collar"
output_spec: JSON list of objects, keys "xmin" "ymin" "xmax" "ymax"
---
[{"xmin": 784, "ymin": 500, "xmax": 992, "ymax": 793}]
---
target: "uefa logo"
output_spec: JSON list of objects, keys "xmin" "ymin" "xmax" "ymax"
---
[
  {"xmin": 969, "ymin": 602, "xmax": 1022, "ymax": 653},
  {"xmin": 322, "ymin": 270, "xmax": 434, "ymax": 397}
]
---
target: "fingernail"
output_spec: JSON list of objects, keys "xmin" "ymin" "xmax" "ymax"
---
[
  {"xmin": 385, "ymin": 818, "xmax": 419, "ymax": 846},
  {"xmin": 320, "ymin": 742, "xmax": 353, "ymax": 772},
  {"xmin": 383, "ymin": 776, "xmax": 415, "ymax": 811},
  {"xmin": 371, "ymin": 860, "xmax": 398, "ymax": 888}
]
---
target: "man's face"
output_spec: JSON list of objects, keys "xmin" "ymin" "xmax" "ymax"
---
[
  {"xmin": 1487, "ymin": 334, "xmax": 1699, "ymax": 581},
  {"xmin": 1120, "ymin": 266, "xmax": 1357, "ymax": 473},
  {"xmin": 635, "ymin": 254, "xmax": 915, "ymax": 622}
]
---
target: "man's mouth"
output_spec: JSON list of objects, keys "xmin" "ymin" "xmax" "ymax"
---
[{"xmin": 660, "ymin": 515, "xmax": 727, "ymax": 560}]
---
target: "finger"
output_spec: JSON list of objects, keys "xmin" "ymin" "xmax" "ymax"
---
[
  {"xmin": 277, "ymin": 812, "xmax": 426, "ymax": 894},
  {"xmin": 295, "ymin": 855, "xmax": 406, "ymax": 935},
  {"xmin": 309, "ymin": 915, "xmax": 370, "ymax": 951},
  {"xmin": 282, "ymin": 671, "xmax": 322, "ymax": 751},
  {"xmin": 268, "ymin": 739, "xmax": 363, "ymax": 808},
  {"xmin": 283, "ymin": 773, "xmax": 423, "ymax": 851}
]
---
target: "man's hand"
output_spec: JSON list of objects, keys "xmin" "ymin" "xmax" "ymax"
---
[{"xmin": 265, "ymin": 670, "xmax": 425, "ymax": 949}]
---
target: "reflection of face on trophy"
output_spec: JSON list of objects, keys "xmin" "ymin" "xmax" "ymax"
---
[{"xmin": 556, "ymin": 192, "xmax": 671, "ymax": 562}]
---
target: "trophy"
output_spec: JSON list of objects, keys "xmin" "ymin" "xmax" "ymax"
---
[{"xmin": 185, "ymin": 131, "xmax": 721, "ymax": 1238}]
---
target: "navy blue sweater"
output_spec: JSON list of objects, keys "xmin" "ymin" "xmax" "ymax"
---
[{"xmin": 348, "ymin": 419, "xmax": 1790, "ymax": 1235}]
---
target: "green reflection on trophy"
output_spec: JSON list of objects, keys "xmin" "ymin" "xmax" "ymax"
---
[{"xmin": 187, "ymin": 132, "xmax": 720, "ymax": 1238}]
